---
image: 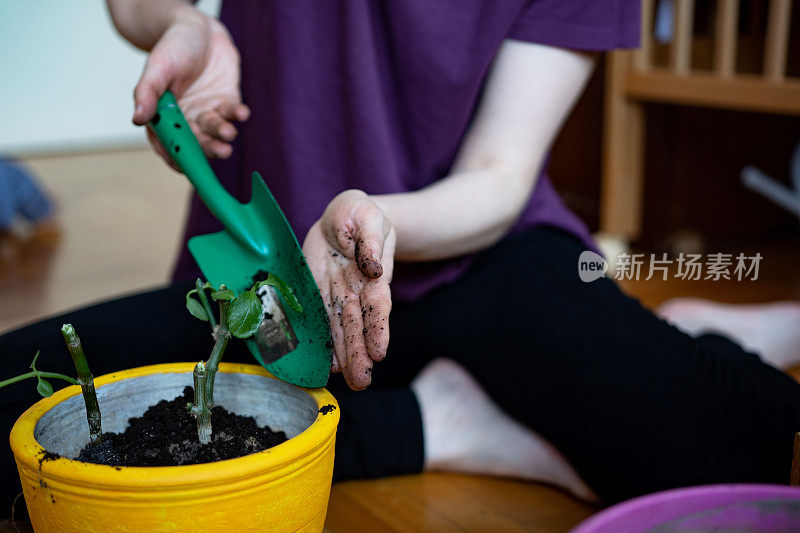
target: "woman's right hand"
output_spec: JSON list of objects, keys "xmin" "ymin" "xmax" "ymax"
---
[{"xmin": 132, "ymin": 11, "xmax": 249, "ymax": 168}]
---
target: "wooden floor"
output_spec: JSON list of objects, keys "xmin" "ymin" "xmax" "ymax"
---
[
  {"xmin": 0, "ymin": 148, "xmax": 188, "ymax": 333},
  {"xmin": 325, "ymin": 474, "xmax": 599, "ymax": 532},
  {"xmin": 2, "ymin": 149, "xmax": 799, "ymax": 532}
]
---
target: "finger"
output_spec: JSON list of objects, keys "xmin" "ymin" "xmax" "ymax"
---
[
  {"xmin": 329, "ymin": 200, "xmax": 389, "ymax": 279},
  {"xmin": 146, "ymin": 126, "xmax": 181, "ymax": 172},
  {"xmin": 352, "ymin": 203, "xmax": 391, "ymax": 279},
  {"xmin": 318, "ymin": 280, "xmax": 340, "ymax": 373},
  {"xmin": 327, "ymin": 279, "xmax": 347, "ymax": 375},
  {"xmin": 133, "ymin": 55, "xmax": 172, "ymax": 126},
  {"xmin": 190, "ymin": 123, "xmax": 234, "ymax": 159},
  {"xmin": 360, "ymin": 280, "xmax": 391, "ymax": 362},
  {"xmin": 217, "ymin": 101, "xmax": 251, "ymax": 123},
  {"xmin": 330, "ymin": 350, "xmax": 340, "ymax": 373},
  {"xmin": 341, "ymin": 297, "xmax": 372, "ymax": 390},
  {"xmin": 206, "ymin": 139, "xmax": 233, "ymax": 159},
  {"xmin": 197, "ymin": 109, "xmax": 237, "ymax": 141}
]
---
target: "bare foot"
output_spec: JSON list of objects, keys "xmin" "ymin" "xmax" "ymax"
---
[
  {"xmin": 657, "ymin": 298, "xmax": 800, "ymax": 369},
  {"xmin": 411, "ymin": 358, "xmax": 596, "ymax": 501}
]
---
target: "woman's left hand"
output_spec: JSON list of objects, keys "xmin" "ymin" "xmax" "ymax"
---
[{"xmin": 303, "ymin": 190, "xmax": 396, "ymax": 390}]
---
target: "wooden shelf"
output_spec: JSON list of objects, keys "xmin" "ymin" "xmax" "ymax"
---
[{"xmin": 625, "ymin": 69, "xmax": 800, "ymax": 116}]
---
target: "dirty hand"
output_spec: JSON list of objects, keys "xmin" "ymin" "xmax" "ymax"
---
[
  {"xmin": 132, "ymin": 12, "xmax": 249, "ymax": 168},
  {"xmin": 303, "ymin": 190, "xmax": 396, "ymax": 390}
]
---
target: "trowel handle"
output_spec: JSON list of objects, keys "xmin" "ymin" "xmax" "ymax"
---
[{"xmin": 148, "ymin": 91, "xmax": 250, "ymax": 247}]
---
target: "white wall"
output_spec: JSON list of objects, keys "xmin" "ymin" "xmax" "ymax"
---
[{"xmin": 0, "ymin": 0, "xmax": 220, "ymax": 156}]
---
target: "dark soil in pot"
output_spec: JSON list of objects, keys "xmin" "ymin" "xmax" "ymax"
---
[{"xmin": 77, "ymin": 387, "xmax": 287, "ymax": 466}]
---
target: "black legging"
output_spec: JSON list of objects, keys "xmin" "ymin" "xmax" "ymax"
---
[{"xmin": 1, "ymin": 228, "xmax": 799, "ymax": 505}]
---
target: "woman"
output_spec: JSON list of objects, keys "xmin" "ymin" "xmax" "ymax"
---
[{"xmin": 2, "ymin": 0, "xmax": 799, "ymax": 506}]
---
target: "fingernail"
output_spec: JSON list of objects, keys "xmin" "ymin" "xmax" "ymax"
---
[{"xmin": 357, "ymin": 255, "xmax": 383, "ymax": 278}]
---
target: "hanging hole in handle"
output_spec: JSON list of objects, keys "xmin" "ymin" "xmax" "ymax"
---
[
  {"xmin": 174, "ymin": 123, "xmax": 181, "ymax": 129},
  {"xmin": 174, "ymin": 145, "xmax": 181, "ymax": 153},
  {"xmin": 151, "ymin": 113, "xmax": 161, "ymax": 125}
]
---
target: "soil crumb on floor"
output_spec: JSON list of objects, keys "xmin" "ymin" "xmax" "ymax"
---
[{"xmin": 77, "ymin": 387, "xmax": 287, "ymax": 466}]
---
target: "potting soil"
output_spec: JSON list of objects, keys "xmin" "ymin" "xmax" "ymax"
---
[{"xmin": 77, "ymin": 387, "xmax": 287, "ymax": 466}]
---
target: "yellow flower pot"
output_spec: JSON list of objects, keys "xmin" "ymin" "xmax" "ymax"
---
[{"xmin": 10, "ymin": 362, "xmax": 339, "ymax": 532}]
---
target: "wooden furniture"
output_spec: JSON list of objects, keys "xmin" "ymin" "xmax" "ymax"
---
[{"xmin": 601, "ymin": 0, "xmax": 800, "ymax": 242}]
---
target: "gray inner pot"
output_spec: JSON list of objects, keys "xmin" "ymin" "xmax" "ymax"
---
[{"xmin": 34, "ymin": 371, "xmax": 319, "ymax": 459}]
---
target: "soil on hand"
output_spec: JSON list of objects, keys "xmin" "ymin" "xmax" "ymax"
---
[{"xmin": 78, "ymin": 387, "xmax": 287, "ymax": 466}]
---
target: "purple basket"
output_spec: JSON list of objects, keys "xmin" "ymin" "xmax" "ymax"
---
[{"xmin": 572, "ymin": 484, "xmax": 800, "ymax": 533}]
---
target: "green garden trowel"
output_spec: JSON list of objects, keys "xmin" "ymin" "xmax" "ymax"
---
[{"xmin": 149, "ymin": 91, "xmax": 331, "ymax": 388}]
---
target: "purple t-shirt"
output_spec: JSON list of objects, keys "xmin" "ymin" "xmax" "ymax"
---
[{"xmin": 173, "ymin": 0, "xmax": 639, "ymax": 302}]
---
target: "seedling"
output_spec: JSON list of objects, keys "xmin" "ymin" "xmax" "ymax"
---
[
  {"xmin": 0, "ymin": 324, "xmax": 102, "ymax": 443},
  {"xmin": 185, "ymin": 275, "xmax": 301, "ymax": 444},
  {"xmin": 0, "ymin": 275, "xmax": 300, "ymax": 449}
]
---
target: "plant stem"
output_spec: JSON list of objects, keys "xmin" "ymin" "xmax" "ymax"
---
[
  {"xmin": 60, "ymin": 324, "xmax": 102, "ymax": 444},
  {"xmin": 0, "ymin": 371, "xmax": 78, "ymax": 389},
  {"xmin": 205, "ymin": 297, "xmax": 230, "ymax": 406},
  {"xmin": 191, "ymin": 362, "xmax": 212, "ymax": 444},
  {"xmin": 195, "ymin": 278, "xmax": 217, "ymax": 331}
]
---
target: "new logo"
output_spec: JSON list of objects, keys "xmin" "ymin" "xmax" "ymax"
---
[{"xmin": 578, "ymin": 251, "xmax": 608, "ymax": 282}]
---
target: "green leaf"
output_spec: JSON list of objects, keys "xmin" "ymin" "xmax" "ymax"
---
[
  {"xmin": 30, "ymin": 350, "xmax": 41, "ymax": 371},
  {"xmin": 202, "ymin": 282, "xmax": 215, "ymax": 290},
  {"xmin": 227, "ymin": 290, "xmax": 263, "ymax": 339},
  {"xmin": 256, "ymin": 273, "xmax": 303, "ymax": 313},
  {"xmin": 211, "ymin": 289, "xmax": 235, "ymax": 301},
  {"xmin": 186, "ymin": 296, "xmax": 209, "ymax": 321},
  {"xmin": 36, "ymin": 378, "xmax": 53, "ymax": 397}
]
